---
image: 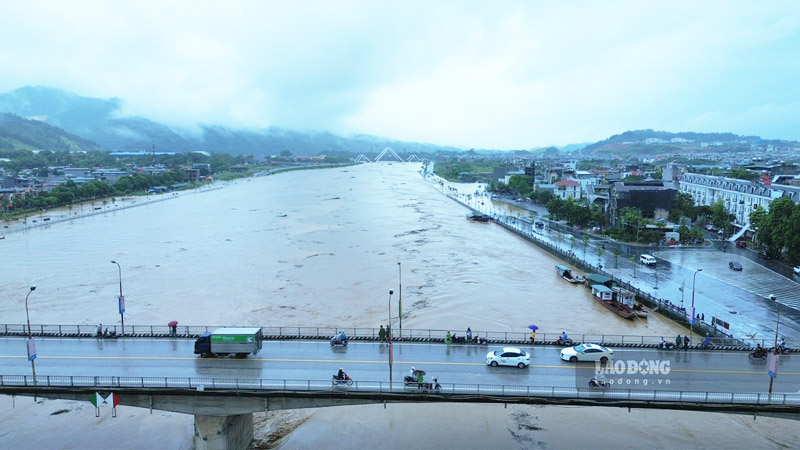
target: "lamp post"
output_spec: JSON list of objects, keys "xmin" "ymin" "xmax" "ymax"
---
[
  {"xmin": 110, "ymin": 261, "xmax": 125, "ymax": 336},
  {"xmin": 769, "ymin": 294, "xmax": 780, "ymax": 395},
  {"xmin": 388, "ymin": 289, "xmax": 394, "ymax": 388},
  {"xmin": 690, "ymin": 268, "xmax": 703, "ymax": 344},
  {"xmin": 24, "ymin": 285, "xmax": 37, "ymax": 384},
  {"xmin": 397, "ymin": 262, "xmax": 402, "ymax": 332}
]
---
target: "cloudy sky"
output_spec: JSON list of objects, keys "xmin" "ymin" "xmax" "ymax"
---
[{"xmin": 2, "ymin": 1, "xmax": 799, "ymax": 149}]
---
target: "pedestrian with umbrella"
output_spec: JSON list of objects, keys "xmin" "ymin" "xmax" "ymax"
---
[
  {"xmin": 168, "ymin": 320, "xmax": 178, "ymax": 337},
  {"xmin": 528, "ymin": 324, "xmax": 538, "ymax": 342}
]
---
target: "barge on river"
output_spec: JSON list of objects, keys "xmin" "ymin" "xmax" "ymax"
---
[{"xmin": 555, "ymin": 264, "xmax": 585, "ymax": 283}]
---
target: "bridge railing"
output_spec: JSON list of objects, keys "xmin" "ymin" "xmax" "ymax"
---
[
  {"xmin": 0, "ymin": 323, "xmax": 790, "ymax": 349},
  {"xmin": 2, "ymin": 374, "xmax": 798, "ymax": 406}
]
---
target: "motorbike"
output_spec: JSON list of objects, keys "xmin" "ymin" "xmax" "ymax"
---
[
  {"xmin": 102, "ymin": 328, "xmax": 118, "ymax": 339},
  {"xmin": 332, "ymin": 373, "xmax": 353, "ymax": 386},
  {"xmin": 556, "ymin": 337, "xmax": 575, "ymax": 346},
  {"xmin": 748, "ymin": 349, "xmax": 768, "ymax": 360},
  {"xmin": 588, "ymin": 376, "xmax": 610, "ymax": 389},
  {"xmin": 657, "ymin": 340, "xmax": 676, "ymax": 350},
  {"xmin": 330, "ymin": 336, "xmax": 348, "ymax": 347},
  {"xmin": 449, "ymin": 334, "xmax": 488, "ymax": 345},
  {"xmin": 770, "ymin": 346, "xmax": 791, "ymax": 355},
  {"xmin": 403, "ymin": 369, "xmax": 441, "ymax": 392}
]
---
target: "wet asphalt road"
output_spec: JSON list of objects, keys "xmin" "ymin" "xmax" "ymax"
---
[{"xmin": 2, "ymin": 338, "xmax": 799, "ymax": 394}]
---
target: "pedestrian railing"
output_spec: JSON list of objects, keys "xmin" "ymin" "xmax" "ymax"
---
[
  {"xmin": 0, "ymin": 323, "xmax": 791, "ymax": 350},
  {"xmin": 2, "ymin": 374, "xmax": 798, "ymax": 407}
]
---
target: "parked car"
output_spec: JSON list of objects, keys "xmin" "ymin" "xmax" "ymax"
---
[
  {"xmin": 639, "ymin": 254, "xmax": 657, "ymax": 265},
  {"xmin": 758, "ymin": 250, "xmax": 770, "ymax": 260},
  {"xmin": 560, "ymin": 343, "xmax": 614, "ymax": 363},
  {"xmin": 486, "ymin": 347, "xmax": 531, "ymax": 368},
  {"xmin": 735, "ymin": 241, "xmax": 746, "ymax": 249},
  {"xmin": 728, "ymin": 261, "xmax": 742, "ymax": 271},
  {"xmin": 793, "ymin": 266, "xmax": 800, "ymax": 275}
]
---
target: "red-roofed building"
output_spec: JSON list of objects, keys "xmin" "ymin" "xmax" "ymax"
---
[{"xmin": 554, "ymin": 179, "xmax": 581, "ymax": 200}]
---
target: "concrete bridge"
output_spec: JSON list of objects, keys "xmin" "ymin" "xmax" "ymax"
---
[{"xmin": 2, "ymin": 326, "xmax": 799, "ymax": 449}]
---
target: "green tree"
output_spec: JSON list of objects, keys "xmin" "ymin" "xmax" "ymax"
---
[
  {"xmin": 710, "ymin": 199, "xmax": 730, "ymax": 231},
  {"xmin": 582, "ymin": 234, "xmax": 590, "ymax": 258}
]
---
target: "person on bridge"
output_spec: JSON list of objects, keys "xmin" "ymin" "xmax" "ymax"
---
[
  {"xmin": 337, "ymin": 367, "xmax": 345, "ymax": 380},
  {"xmin": 445, "ymin": 330, "xmax": 452, "ymax": 344},
  {"xmin": 466, "ymin": 327, "xmax": 472, "ymax": 341},
  {"xmin": 779, "ymin": 338, "xmax": 787, "ymax": 353},
  {"xmin": 561, "ymin": 331, "xmax": 568, "ymax": 342},
  {"xmin": 701, "ymin": 334, "xmax": 711, "ymax": 349},
  {"xmin": 95, "ymin": 323, "xmax": 102, "ymax": 337},
  {"xmin": 683, "ymin": 335, "xmax": 690, "ymax": 350},
  {"xmin": 675, "ymin": 335, "xmax": 682, "ymax": 349},
  {"xmin": 379, "ymin": 325, "xmax": 386, "ymax": 341},
  {"xmin": 409, "ymin": 367, "xmax": 417, "ymax": 379},
  {"xmin": 340, "ymin": 330, "xmax": 347, "ymax": 342}
]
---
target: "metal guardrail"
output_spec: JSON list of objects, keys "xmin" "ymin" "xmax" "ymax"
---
[
  {"xmin": 2, "ymin": 374, "xmax": 798, "ymax": 406},
  {"xmin": 0, "ymin": 324, "xmax": 791, "ymax": 349}
]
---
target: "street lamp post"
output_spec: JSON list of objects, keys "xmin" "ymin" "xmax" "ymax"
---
[
  {"xmin": 24, "ymin": 285, "xmax": 37, "ymax": 383},
  {"xmin": 690, "ymin": 268, "xmax": 703, "ymax": 344},
  {"xmin": 110, "ymin": 261, "xmax": 125, "ymax": 336},
  {"xmin": 769, "ymin": 294, "xmax": 780, "ymax": 395},
  {"xmin": 397, "ymin": 262, "xmax": 402, "ymax": 332},
  {"xmin": 388, "ymin": 289, "xmax": 394, "ymax": 388}
]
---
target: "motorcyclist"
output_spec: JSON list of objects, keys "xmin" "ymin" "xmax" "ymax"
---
[
  {"xmin": 779, "ymin": 338, "xmax": 787, "ymax": 353},
  {"xmin": 591, "ymin": 372, "xmax": 608, "ymax": 387},
  {"xmin": 409, "ymin": 366, "xmax": 416, "ymax": 379},
  {"xmin": 701, "ymin": 334, "xmax": 711, "ymax": 349},
  {"xmin": 337, "ymin": 367, "xmax": 345, "ymax": 380},
  {"xmin": 340, "ymin": 330, "xmax": 347, "ymax": 342},
  {"xmin": 755, "ymin": 343, "xmax": 765, "ymax": 357}
]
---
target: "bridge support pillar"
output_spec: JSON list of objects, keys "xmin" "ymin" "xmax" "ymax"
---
[{"xmin": 194, "ymin": 413, "xmax": 253, "ymax": 450}]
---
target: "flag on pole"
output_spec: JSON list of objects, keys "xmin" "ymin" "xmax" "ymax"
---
[
  {"xmin": 90, "ymin": 392, "xmax": 105, "ymax": 417},
  {"xmin": 89, "ymin": 392, "xmax": 105, "ymax": 407}
]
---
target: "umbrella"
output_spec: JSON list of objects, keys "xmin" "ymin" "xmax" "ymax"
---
[
  {"xmin": 168, "ymin": 320, "xmax": 178, "ymax": 327},
  {"xmin": 528, "ymin": 324, "xmax": 538, "ymax": 331},
  {"xmin": 412, "ymin": 369, "xmax": 426, "ymax": 376}
]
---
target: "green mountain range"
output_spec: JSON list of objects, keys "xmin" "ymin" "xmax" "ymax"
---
[{"xmin": 0, "ymin": 86, "xmax": 459, "ymax": 156}]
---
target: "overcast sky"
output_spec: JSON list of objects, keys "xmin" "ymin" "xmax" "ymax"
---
[{"xmin": 2, "ymin": 1, "xmax": 799, "ymax": 149}]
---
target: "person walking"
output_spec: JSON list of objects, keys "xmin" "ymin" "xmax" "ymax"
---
[
  {"xmin": 466, "ymin": 327, "xmax": 472, "ymax": 341},
  {"xmin": 530, "ymin": 330, "xmax": 536, "ymax": 342},
  {"xmin": 683, "ymin": 335, "xmax": 690, "ymax": 350},
  {"xmin": 675, "ymin": 334, "xmax": 682, "ymax": 349},
  {"xmin": 378, "ymin": 325, "xmax": 386, "ymax": 342},
  {"xmin": 170, "ymin": 324, "xmax": 177, "ymax": 337},
  {"xmin": 445, "ymin": 330, "xmax": 452, "ymax": 344}
]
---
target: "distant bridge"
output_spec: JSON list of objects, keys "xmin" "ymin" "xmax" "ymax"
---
[{"xmin": 350, "ymin": 147, "xmax": 425, "ymax": 163}]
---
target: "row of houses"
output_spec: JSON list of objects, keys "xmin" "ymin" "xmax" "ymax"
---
[{"xmin": 499, "ymin": 160, "xmax": 800, "ymax": 234}]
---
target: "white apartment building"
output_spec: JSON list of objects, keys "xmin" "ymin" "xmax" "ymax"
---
[{"xmin": 679, "ymin": 173, "xmax": 800, "ymax": 228}]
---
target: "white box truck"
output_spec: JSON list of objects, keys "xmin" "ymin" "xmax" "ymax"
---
[{"xmin": 194, "ymin": 327, "xmax": 263, "ymax": 358}]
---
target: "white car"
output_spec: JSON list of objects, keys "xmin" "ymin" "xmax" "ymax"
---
[
  {"xmin": 794, "ymin": 266, "xmax": 800, "ymax": 275},
  {"xmin": 486, "ymin": 347, "xmax": 531, "ymax": 368},
  {"xmin": 560, "ymin": 343, "xmax": 614, "ymax": 363},
  {"xmin": 639, "ymin": 254, "xmax": 657, "ymax": 265}
]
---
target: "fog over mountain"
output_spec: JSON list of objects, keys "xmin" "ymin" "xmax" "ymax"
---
[{"xmin": 0, "ymin": 86, "xmax": 462, "ymax": 156}]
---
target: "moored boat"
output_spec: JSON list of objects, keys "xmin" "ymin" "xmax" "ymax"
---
[
  {"xmin": 467, "ymin": 212, "xmax": 491, "ymax": 222},
  {"xmin": 555, "ymin": 264, "xmax": 583, "ymax": 283},
  {"xmin": 591, "ymin": 285, "xmax": 635, "ymax": 319}
]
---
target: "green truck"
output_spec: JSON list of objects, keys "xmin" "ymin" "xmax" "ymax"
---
[{"xmin": 194, "ymin": 327, "xmax": 263, "ymax": 358}]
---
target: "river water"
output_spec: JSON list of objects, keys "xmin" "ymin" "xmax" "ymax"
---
[{"xmin": 1, "ymin": 163, "xmax": 796, "ymax": 449}]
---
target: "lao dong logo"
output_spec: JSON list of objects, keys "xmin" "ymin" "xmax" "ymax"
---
[{"xmin": 595, "ymin": 359, "xmax": 671, "ymax": 376}]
